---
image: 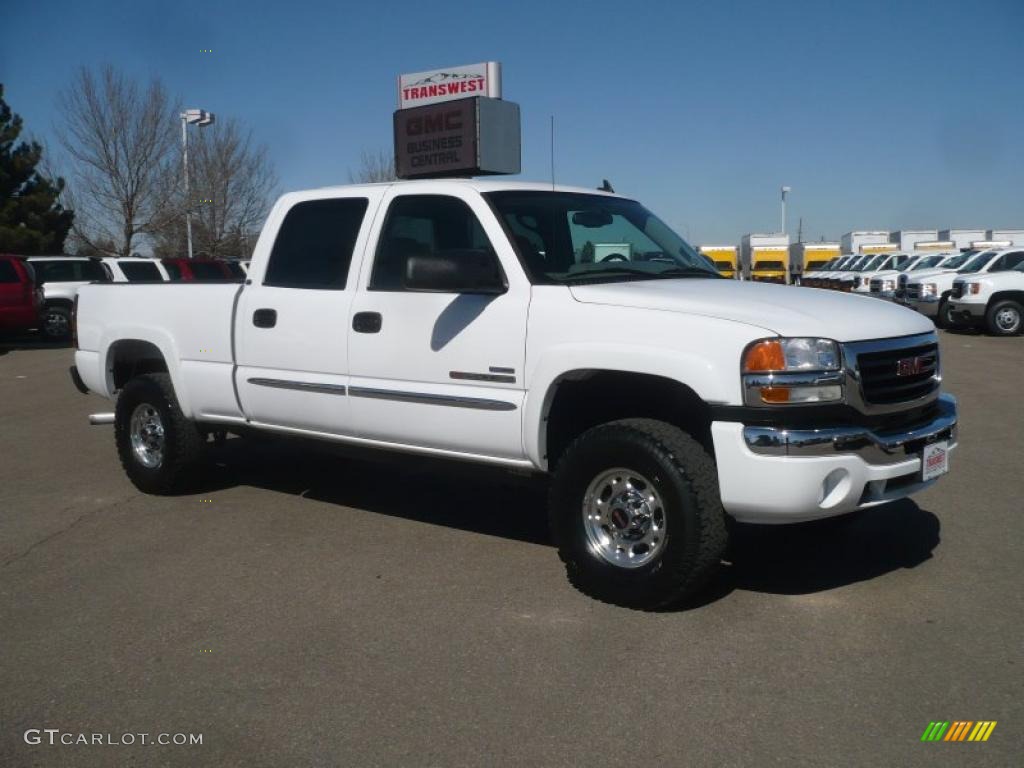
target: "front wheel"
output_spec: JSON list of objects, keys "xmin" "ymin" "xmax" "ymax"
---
[
  {"xmin": 115, "ymin": 373, "xmax": 206, "ymax": 494},
  {"xmin": 935, "ymin": 297, "xmax": 954, "ymax": 329},
  {"xmin": 548, "ymin": 419, "xmax": 728, "ymax": 610},
  {"xmin": 986, "ymin": 299, "xmax": 1023, "ymax": 336}
]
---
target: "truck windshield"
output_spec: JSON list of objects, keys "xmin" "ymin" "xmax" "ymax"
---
[
  {"xmin": 485, "ymin": 191, "xmax": 719, "ymax": 284},
  {"xmin": 855, "ymin": 255, "xmax": 884, "ymax": 271},
  {"xmin": 957, "ymin": 251, "xmax": 997, "ymax": 274},
  {"xmin": 938, "ymin": 252, "xmax": 976, "ymax": 270}
]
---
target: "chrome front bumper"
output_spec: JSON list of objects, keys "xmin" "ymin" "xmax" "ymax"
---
[{"xmin": 743, "ymin": 393, "xmax": 957, "ymax": 464}]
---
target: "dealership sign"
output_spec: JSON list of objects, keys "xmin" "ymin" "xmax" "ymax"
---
[
  {"xmin": 394, "ymin": 96, "xmax": 520, "ymax": 179},
  {"xmin": 398, "ymin": 62, "xmax": 502, "ymax": 108}
]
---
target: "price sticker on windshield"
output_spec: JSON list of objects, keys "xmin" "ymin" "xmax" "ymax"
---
[{"xmin": 922, "ymin": 441, "xmax": 949, "ymax": 482}]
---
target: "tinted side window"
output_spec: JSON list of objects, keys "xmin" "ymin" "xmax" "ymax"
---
[
  {"xmin": 264, "ymin": 198, "xmax": 369, "ymax": 289},
  {"xmin": 0, "ymin": 260, "xmax": 19, "ymax": 283},
  {"xmin": 371, "ymin": 195, "xmax": 495, "ymax": 291},
  {"xmin": 120, "ymin": 261, "xmax": 162, "ymax": 281},
  {"xmin": 1002, "ymin": 252, "xmax": 1024, "ymax": 270}
]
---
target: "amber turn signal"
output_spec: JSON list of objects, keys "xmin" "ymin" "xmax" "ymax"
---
[
  {"xmin": 759, "ymin": 387, "xmax": 790, "ymax": 403},
  {"xmin": 743, "ymin": 340, "xmax": 785, "ymax": 372}
]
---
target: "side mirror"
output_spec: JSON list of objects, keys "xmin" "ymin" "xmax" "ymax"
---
[{"xmin": 404, "ymin": 250, "xmax": 506, "ymax": 295}]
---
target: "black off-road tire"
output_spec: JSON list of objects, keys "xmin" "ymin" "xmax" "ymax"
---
[
  {"xmin": 115, "ymin": 373, "xmax": 206, "ymax": 494},
  {"xmin": 985, "ymin": 299, "xmax": 1024, "ymax": 336},
  {"xmin": 548, "ymin": 418, "xmax": 728, "ymax": 610}
]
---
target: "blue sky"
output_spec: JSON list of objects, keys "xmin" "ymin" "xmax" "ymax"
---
[{"xmin": 2, "ymin": 0, "xmax": 1021, "ymax": 244}]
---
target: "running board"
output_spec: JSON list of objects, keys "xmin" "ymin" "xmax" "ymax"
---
[{"xmin": 88, "ymin": 412, "xmax": 115, "ymax": 425}]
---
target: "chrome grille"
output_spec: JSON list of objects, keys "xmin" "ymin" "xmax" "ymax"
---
[
  {"xmin": 906, "ymin": 285, "xmax": 921, "ymax": 300},
  {"xmin": 855, "ymin": 340, "xmax": 939, "ymax": 406},
  {"xmin": 869, "ymin": 279, "xmax": 882, "ymax": 292}
]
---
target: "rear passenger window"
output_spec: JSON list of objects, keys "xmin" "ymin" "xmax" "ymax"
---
[
  {"xmin": 370, "ymin": 195, "xmax": 495, "ymax": 291},
  {"xmin": 120, "ymin": 261, "xmax": 162, "ymax": 281},
  {"xmin": 0, "ymin": 260, "xmax": 18, "ymax": 283},
  {"xmin": 263, "ymin": 198, "xmax": 369, "ymax": 289}
]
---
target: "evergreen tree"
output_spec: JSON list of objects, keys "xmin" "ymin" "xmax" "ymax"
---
[{"xmin": 0, "ymin": 84, "xmax": 74, "ymax": 254}]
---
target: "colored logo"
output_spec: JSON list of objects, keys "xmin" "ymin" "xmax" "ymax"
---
[
  {"xmin": 921, "ymin": 721, "xmax": 997, "ymax": 742},
  {"xmin": 896, "ymin": 356, "xmax": 927, "ymax": 376}
]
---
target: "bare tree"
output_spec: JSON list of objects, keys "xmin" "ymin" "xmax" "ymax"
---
[
  {"xmin": 152, "ymin": 119, "xmax": 277, "ymax": 258},
  {"xmin": 348, "ymin": 149, "xmax": 396, "ymax": 183},
  {"xmin": 56, "ymin": 65, "xmax": 179, "ymax": 256}
]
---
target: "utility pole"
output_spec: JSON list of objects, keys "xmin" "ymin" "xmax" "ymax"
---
[{"xmin": 797, "ymin": 216, "xmax": 803, "ymax": 244}]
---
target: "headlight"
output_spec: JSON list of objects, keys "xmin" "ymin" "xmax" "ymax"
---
[
  {"xmin": 743, "ymin": 338, "xmax": 840, "ymax": 373},
  {"xmin": 881, "ymin": 280, "xmax": 895, "ymax": 291},
  {"xmin": 920, "ymin": 283, "xmax": 937, "ymax": 296},
  {"xmin": 742, "ymin": 338, "xmax": 843, "ymax": 405},
  {"xmin": 968, "ymin": 283, "xmax": 981, "ymax": 295}
]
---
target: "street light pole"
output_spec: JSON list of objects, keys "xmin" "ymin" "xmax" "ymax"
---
[
  {"xmin": 181, "ymin": 116, "xmax": 193, "ymax": 259},
  {"xmin": 179, "ymin": 109, "xmax": 215, "ymax": 259},
  {"xmin": 780, "ymin": 185, "xmax": 791, "ymax": 235}
]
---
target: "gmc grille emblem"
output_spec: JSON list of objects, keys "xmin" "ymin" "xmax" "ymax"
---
[{"xmin": 896, "ymin": 356, "xmax": 926, "ymax": 376}]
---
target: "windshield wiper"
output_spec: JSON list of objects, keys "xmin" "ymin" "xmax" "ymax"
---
[
  {"xmin": 561, "ymin": 267, "xmax": 661, "ymax": 281},
  {"xmin": 648, "ymin": 267, "xmax": 721, "ymax": 279}
]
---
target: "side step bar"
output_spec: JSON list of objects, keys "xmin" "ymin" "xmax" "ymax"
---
[{"xmin": 89, "ymin": 413, "xmax": 115, "ymax": 425}]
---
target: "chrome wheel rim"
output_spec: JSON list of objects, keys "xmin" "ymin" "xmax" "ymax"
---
[
  {"xmin": 995, "ymin": 307, "xmax": 1020, "ymax": 333},
  {"xmin": 582, "ymin": 468, "xmax": 666, "ymax": 569},
  {"xmin": 45, "ymin": 311, "xmax": 68, "ymax": 337},
  {"xmin": 129, "ymin": 403, "xmax": 165, "ymax": 469}
]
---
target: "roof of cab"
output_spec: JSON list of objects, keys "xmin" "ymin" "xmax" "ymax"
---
[{"xmin": 296, "ymin": 178, "xmax": 624, "ymax": 199}]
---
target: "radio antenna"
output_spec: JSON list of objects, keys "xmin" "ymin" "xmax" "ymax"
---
[{"xmin": 550, "ymin": 115, "xmax": 555, "ymax": 190}]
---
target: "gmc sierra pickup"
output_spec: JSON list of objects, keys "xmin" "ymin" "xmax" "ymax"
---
[{"xmin": 71, "ymin": 180, "xmax": 958, "ymax": 608}]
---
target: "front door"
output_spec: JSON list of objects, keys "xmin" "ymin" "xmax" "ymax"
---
[
  {"xmin": 347, "ymin": 190, "xmax": 530, "ymax": 461},
  {"xmin": 235, "ymin": 191, "xmax": 383, "ymax": 434}
]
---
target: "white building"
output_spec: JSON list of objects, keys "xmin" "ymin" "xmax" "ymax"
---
[
  {"xmin": 939, "ymin": 229, "xmax": 986, "ymax": 250},
  {"xmin": 889, "ymin": 230, "xmax": 938, "ymax": 251},
  {"xmin": 988, "ymin": 230, "xmax": 1024, "ymax": 246},
  {"xmin": 841, "ymin": 231, "xmax": 889, "ymax": 255}
]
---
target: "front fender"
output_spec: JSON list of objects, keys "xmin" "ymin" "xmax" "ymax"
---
[{"xmin": 523, "ymin": 343, "xmax": 743, "ymax": 468}]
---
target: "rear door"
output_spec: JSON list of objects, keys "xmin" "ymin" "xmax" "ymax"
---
[
  {"xmin": 346, "ymin": 188, "xmax": 530, "ymax": 460},
  {"xmin": 0, "ymin": 259, "xmax": 27, "ymax": 316},
  {"xmin": 234, "ymin": 190, "xmax": 385, "ymax": 434}
]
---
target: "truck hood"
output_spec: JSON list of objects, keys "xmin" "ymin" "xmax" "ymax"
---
[
  {"xmin": 905, "ymin": 269, "xmax": 958, "ymax": 284},
  {"xmin": 569, "ymin": 279, "xmax": 934, "ymax": 342}
]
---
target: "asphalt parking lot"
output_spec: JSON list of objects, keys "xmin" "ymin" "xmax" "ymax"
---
[{"xmin": 1, "ymin": 330, "xmax": 1021, "ymax": 767}]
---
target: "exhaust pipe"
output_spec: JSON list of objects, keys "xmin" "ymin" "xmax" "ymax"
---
[{"xmin": 89, "ymin": 412, "xmax": 115, "ymax": 425}]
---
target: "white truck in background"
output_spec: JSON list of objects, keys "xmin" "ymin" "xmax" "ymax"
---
[
  {"xmin": 71, "ymin": 179, "xmax": 958, "ymax": 609},
  {"xmin": 905, "ymin": 248, "xmax": 1024, "ymax": 327},
  {"xmin": 948, "ymin": 254, "xmax": 1024, "ymax": 335}
]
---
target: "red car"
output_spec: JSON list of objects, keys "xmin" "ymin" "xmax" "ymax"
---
[
  {"xmin": 160, "ymin": 258, "xmax": 237, "ymax": 282},
  {"xmin": 0, "ymin": 254, "xmax": 43, "ymax": 334}
]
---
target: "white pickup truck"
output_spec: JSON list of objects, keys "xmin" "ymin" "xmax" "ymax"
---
[
  {"xmin": 904, "ymin": 248, "xmax": 1024, "ymax": 328},
  {"xmin": 71, "ymin": 180, "xmax": 958, "ymax": 609},
  {"xmin": 948, "ymin": 259, "xmax": 1024, "ymax": 335}
]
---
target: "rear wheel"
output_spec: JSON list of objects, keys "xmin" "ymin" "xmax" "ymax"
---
[
  {"xmin": 115, "ymin": 373, "xmax": 205, "ymax": 494},
  {"xmin": 549, "ymin": 418, "xmax": 727, "ymax": 610},
  {"xmin": 41, "ymin": 305, "xmax": 71, "ymax": 340},
  {"xmin": 986, "ymin": 299, "xmax": 1023, "ymax": 336}
]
